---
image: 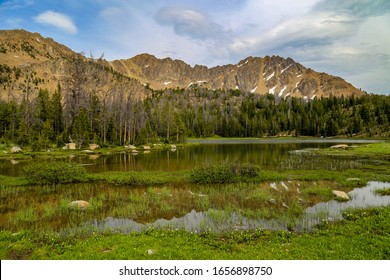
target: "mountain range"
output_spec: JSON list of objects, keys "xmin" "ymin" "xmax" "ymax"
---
[{"xmin": 0, "ymin": 29, "xmax": 364, "ymax": 101}]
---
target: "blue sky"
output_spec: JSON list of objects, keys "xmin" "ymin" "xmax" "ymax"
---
[{"xmin": 1, "ymin": 0, "xmax": 389, "ymax": 94}]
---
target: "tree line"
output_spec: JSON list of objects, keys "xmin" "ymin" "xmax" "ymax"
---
[{"xmin": 1, "ymin": 81, "xmax": 390, "ymax": 149}]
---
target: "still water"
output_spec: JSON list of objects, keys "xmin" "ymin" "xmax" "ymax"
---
[
  {"xmin": 80, "ymin": 181, "xmax": 390, "ymax": 233},
  {"xmin": 1, "ymin": 139, "xmax": 388, "ymax": 234},
  {"xmin": 0, "ymin": 139, "xmax": 381, "ymax": 176}
]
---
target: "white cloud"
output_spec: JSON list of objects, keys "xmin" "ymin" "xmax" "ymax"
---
[
  {"xmin": 155, "ymin": 7, "xmax": 225, "ymax": 40},
  {"xmin": 34, "ymin": 11, "xmax": 77, "ymax": 34}
]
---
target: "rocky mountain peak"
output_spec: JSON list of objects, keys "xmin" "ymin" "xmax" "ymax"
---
[
  {"xmin": 110, "ymin": 53, "xmax": 363, "ymax": 99},
  {"xmin": 0, "ymin": 29, "xmax": 364, "ymax": 101}
]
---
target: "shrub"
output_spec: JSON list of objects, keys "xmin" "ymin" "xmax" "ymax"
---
[
  {"xmin": 23, "ymin": 161, "xmax": 87, "ymax": 185},
  {"xmin": 234, "ymin": 162, "xmax": 261, "ymax": 178},
  {"xmin": 190, "ymin": 161, "xmax": 260, "ymax": 184}
]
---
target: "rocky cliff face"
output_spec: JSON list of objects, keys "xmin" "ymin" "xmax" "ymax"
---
[
  {"xmin": 0, "ymin": 29, "xmax": 364, "ymax": 102},
  {"xmin": 111, "ymin": 53, "xmax": 364, "ymax": 99}
]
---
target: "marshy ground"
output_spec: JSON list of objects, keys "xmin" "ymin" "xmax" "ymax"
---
[{"xmin": 1, "ymin": 141, "xmax": 390, "ymax": 259}]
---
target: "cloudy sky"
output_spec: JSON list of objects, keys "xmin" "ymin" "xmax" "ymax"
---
[{"xmin": 1, "ymin": 0, "xmax": 389, "ymax": 94}]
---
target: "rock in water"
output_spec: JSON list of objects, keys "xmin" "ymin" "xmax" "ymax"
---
[
  {"xmin": 68, "ymin": 200, "xmax": 90, "ymax": 210},
  {"xmin": 332, "ymin": 190, "xmax": 350, "ymax": 200}
]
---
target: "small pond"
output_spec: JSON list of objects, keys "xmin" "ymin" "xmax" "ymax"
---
[{"xmin": 1, "ymin": 180, "xmax": 389, "ymax": 234}]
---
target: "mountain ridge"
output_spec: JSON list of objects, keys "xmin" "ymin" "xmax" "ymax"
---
[
  {"xmin": 110, "ymin": 53, "xmax": 364, "ymax": 99},
  {"xmin": 0, "ymin": 29, "xmax": 364, "ymax": 101}
]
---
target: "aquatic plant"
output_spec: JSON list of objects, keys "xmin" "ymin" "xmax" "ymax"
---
[{"xmin": 376, "ymin": 188, "xmax": 390, "ymax": 196}]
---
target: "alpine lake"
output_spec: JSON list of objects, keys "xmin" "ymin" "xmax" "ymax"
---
[{"xmin": 1, "ymin": 138, "xmax": 390, "ymax": 237}]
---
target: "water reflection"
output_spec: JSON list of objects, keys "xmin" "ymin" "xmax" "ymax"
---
[
  {"xmin": 1, "ymin": 140, "xmax": 382, "ymax": 176},
  {"xmin": 296, "ymin": 181, "xmax": 390, "ymax": 231},
  {"xmin": 80, "ymin": 181, "xmax": 390, "ymax": 234}
]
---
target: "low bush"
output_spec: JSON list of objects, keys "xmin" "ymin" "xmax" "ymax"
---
[
  {"xmin": 23, "ymin": 161, "xmax": 87, "ymax": 185},
  {"xmin": 234, "ymin": 162, "xmax": 261, "ymax": 178},
  {"xmin": 190, "ymin": 161, "xmax": 260, "ymax": 184}
]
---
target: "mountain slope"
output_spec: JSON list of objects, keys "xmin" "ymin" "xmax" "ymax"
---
[{"xmin": 0, "ymin": 29, "xmax": 147, "ymax": 102}]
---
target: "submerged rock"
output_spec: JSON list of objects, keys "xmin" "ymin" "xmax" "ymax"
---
[
  {"xmin": 68, "ymin": 200, "xmax": 90, "ymax": 210},
  {"xmin": 332, "ymin": 190, "xmax": 350, "ymax": 201}
]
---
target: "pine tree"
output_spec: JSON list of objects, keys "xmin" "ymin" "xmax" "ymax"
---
[{"xmin": 72, "ymin": 108, "xmax": 90, "ymax": 148}]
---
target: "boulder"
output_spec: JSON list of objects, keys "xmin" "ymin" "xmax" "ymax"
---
[
  {"xmin": 332, "ymin": 190, "xmax": 350, "ymax": 200},
  {"xmin": 125, "ymin": 145, "xmax": 136, "ymax": 149},
  {"xmin": 89, "ymin": 144, "xmax": 100, "ymax": 150},
  {"xmin": 68, "ymin": 200, "xmax": 90, "ymax": 210},
  {"xmin": 10, "ymin": 146, "xmax": 22, "ymax": 153},
  {"xmin": 62, "ymin": 143, "xmax": 76, "ymax": 150},
  {"xmin": 143, "ymin": 145, "xmax": 151, "ymax": 150},
  {"xmin": 330, "ymin": 144, "xmax": 349, "ymax": 149}
]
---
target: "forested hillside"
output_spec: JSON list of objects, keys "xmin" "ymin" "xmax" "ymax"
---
[{"xmin": 1, "ymin": 83, "xmax": 389, "ymax": 149}]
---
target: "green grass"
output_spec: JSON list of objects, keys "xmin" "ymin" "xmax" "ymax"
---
[
  {"xmin": 376, "ymin": 188, "xmax": 390, "ymax": 196},
  {"xmin": 0, "ymin": 164, "xmax": 388, "ymax": 189},
  {"xmin": 316, "ymin": 141, "xmax": 390, "ymax": 157},
  {"xmin": 1, "ymin": 206, "xmax": 389, "ymax": 259},
  {"xmin": 91, "ymin": 170, "xmax": 188, "ymax": 186}
]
